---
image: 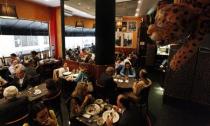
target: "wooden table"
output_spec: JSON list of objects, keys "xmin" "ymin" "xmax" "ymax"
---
[
  {"xmin": 0, "ymin": 83, "xmax": 48, "ymax": 103},
  {"xmin": 75, "ymin": 102, "xmax": 116, "ymax": 126},
  {"xmin": 114, "ymin": 77, "xmax": 136, "ymax": 89},
  {"xmin": 19, "ymin": 83, "xmax": 48, "ymax": 101}
]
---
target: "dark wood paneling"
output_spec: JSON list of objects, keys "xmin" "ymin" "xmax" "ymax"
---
[
  {"xmin": 164, "ymin": 45, "xmax": 196, "ymax": 100},
  {"xmin": 191, "ymin": 50, "xmax": 210, "ymax": 105}
]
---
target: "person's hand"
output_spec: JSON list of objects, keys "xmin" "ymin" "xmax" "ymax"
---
[
  {"xmin": 112, "ymin": 105, "xmax": 120, "ymax": 112},
  {"xmin": 66, "ymin": 76, "xmax": 74, "ymax": 81},
  {"xmin": 106, "ymin": 115, "xmax": 113, "ymax": 126},
  {"xmin": 45, "ymin": 117, "xmax": 56, "ymax": 126},
  {"xmin": 84, "ymin": 94, "xmax": 92, "ymax": 103}
]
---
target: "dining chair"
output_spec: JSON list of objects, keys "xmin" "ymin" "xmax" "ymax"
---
[{"xmin": 5, "ymin": 113, "xmax": 29, "ymax": 126}]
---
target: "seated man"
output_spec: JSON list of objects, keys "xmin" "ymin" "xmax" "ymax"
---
[
  {"xmin": 11, "ymin": 66, "xmax": 31, "ymax": 91},
  {"xmin": 9, "ymin": 59, "xmax": 24, "ymax": 76},
  {"xmin": 106, "ymin": 94, "xmax": 146, "ymax": 126},
  {"xmin": 0, "ymin": 86, "xmax": 30, "ymax": 125},
  {"xmin": 99, "ymin": 67, "xmax": 117, "ymax": 104}
]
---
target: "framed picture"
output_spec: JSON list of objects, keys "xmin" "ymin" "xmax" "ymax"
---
[
  {"xmin": 115, "ymin": 32, "xmax": 122, "ymax": 46},
  {"xmin": 128, "ymin": 21, "xmax": 136, "ymax": 31},
  {"xmin": 122, "ymin": 32, "xmax": 133, "ymax": 47}
]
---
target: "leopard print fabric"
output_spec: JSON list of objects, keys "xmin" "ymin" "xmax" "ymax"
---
[{"xmin": 147, "ymin": 0, "xmax": 210, "ymax": 71}]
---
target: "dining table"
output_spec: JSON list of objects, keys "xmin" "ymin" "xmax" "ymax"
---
[
  {"xmin": 75, "ymin": 99, "xmax": 120, "ymax": 126},
  {"xmin": 113, "ymin": 75, "xmax": 136, "ymax": 89},
  {"xmin": 19, "ymin": 83, "xmax": 48, "ymax": 101},
  {"xmin": 0, "ymin": 83, "xmax": 48, "ymax": 103}
]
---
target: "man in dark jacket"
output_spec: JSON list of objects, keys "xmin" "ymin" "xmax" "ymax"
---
[
  {"xmin": 106, "ymin": 94, "xmax": 147, "ymax": 126},
  {"xmin": 0, "ymin": 86, "xmax": 30, "ymax": 125},
  {"xmin": 99, "ymin": 67, "xmax": 117, "ymax": 104},
  {"xmin": 10, "ymin": 66, "xmax": 31, "ymax": 91}
]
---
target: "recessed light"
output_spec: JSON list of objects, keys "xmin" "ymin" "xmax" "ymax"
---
[
  {"xmin": 136, "ymin": 8, "xmax": 140, "ymax": 12},
  {"xmin": 78, "ymin": 3, "xmax": 81, "ymax": 5},
  {"xmin": 87, "ymin": 7, "xmax": 90, "ymax": 10},
  {"xmin": 138, "ymin": 0, "xmax": 142, "ymax": 4},
  {"xmin": 135, "ymin": 13, "xmax": 139, "ymax": 17}
]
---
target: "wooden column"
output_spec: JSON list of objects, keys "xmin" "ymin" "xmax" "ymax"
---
[{"xmin": 95, "ymin": 0, "xmax": 115, "ymax": 79}]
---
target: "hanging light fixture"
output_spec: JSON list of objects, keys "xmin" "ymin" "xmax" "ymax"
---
[
  {"xmin": 75, "ymin": 20, "xmax": 84, "ymax": 28},
  {"xmin": 0, "ymin": 1, "xmax": 18, "ymax": 19}
]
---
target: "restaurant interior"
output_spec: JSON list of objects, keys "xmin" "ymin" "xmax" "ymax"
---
[{"xmin": 0, "ymin": 0, "xmax": 210, "ymax": 126}]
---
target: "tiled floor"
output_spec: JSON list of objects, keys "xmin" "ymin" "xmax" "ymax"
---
[{"xmin": 149, "ymin": 72, "xmax": 210, "ymax": 126}]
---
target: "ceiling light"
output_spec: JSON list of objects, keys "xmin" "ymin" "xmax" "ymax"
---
[
  {"xmin": 78, "ymin": 3, "xmax": 81, "ymax": 6},
  {"xmin": 75, "ymin": 20, "xmax": 84, "ymax": 28},
  {"xmin": 135, "ymin": 13, "xmax": 139, "ymax": 17},
  {"xmin": 0, "ymin": 3, "xmax": 18, "ymax": 19},
  {"xmin": 138, "ymin": 0, "xmax": 142, "ymax": 4},
  {"xmin": 136, "ymin": 8, "xmax": 140, "ymax": 12}
]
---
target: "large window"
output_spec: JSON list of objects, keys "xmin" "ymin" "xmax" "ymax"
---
[
  {"xmin": 0, "ymin": 35, "xmax": 49, "ymax": 57},
  {"xmin": 65, "ymin": 36, "xmax": 95, "ymax": 49}
]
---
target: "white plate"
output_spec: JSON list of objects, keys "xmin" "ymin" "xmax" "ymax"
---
[
  {"xmin": 102, "ymin": 110, "xmax": 119, "ymax": 123},
  {"xmin": 85, "ymin": 104, "xmax": 101, "ymax": 115},
  {"xmin": 63, "ymin": 72, "xmax": 71, "ymax": 76},
  {"xmin": 72, "ymin": 73, "xmax": 79, "ymax": 78},
  {"xmin": 118, "ymin": 79, "xmax": 123, "ymax": 83},
  {"xmin": 33, "ymin": 89, "xmax": 42, "ymax": 95},
  {"xmin": 125, "ymin": 80, "xmax": 129, "ymax": 83},
  {"xmin": 95, "ymin": 99, "xmax": 103, "ymax": 104}
]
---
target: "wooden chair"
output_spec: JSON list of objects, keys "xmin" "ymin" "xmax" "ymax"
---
[
  {"xmin": 138, "ymin": 86, "xmax": 151, "ymax": 113},
  {"xmin": 53, "ymin": 68, "xmax": 60, "ymax": 81},
  {"xmin": 43, "ymin": 90, "xmax": 62, "ymax": 115},
  {"xmin": 5, "ymin": 113, "xmax": 29, "ymax": 126}
]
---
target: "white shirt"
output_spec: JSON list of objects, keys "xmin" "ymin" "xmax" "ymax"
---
[
  {"xmin": 58, "ymin": 67, "xmax": 69, "ymax": 77},
  {"xmin": 19, "ymin": 78, "xmax": 24, "ymax": 87}
]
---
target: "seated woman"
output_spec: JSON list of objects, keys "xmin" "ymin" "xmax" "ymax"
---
[
  {"xmin": 70, "ymin": 82, "xmax": 93, "ymax": 118},
  {"xmin": 129, "ymin": 69, "xmax": 152, "ymax": 102},
  {"xmin": 137, "ymin": 69, "xmax": 152, "ymax": 88},
  {"xmin": 67, "ymin": 66, "xmax": 89, "ymax": 83},
  {"xmin": 24, "ymin": 102, "xmax": 58, "ymax": 126},
  {"xmin": 120, "ymin": 62, "xmax": 136, "ymax": 78},
  {"xmin": 58, "ymin": 62, "xmax": 69, "ymax": 77}
]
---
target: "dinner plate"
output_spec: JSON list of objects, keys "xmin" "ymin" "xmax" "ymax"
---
[
  {"xmin": 118, "ymin": 79, "xmax": 123, "ymax": 83},
  {"xmin": 125, "ymin": 80, "xmax": 129, "ymax": 83},
  {"xmin": 72, "ymin": 73, "xmax": 79, "ymax": 78},
  {"xmin": 102, "ymin": 110, "xmax": 119, "ymax": 123},
  {"xmin": 95, "ymin": 99, "xmax": 103, "ymax": 104},
  {"xmin": 63, "ymin": 72, "xmax": 71, "ymax": 76},
  {"xmin": 96, "ymin": 117, "xmax": 105, "ymax": 126},
  {"xmin": 33, "ymin": 89, "xmax": 42, "ymax": 95},
  {"xmin": 85, "ymin": 104, "xmax": 101, "ymax": 115}
]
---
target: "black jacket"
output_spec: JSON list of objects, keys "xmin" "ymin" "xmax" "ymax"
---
[
  {"xmin": 10, "ymin": 74, "xmax": 31, "ymax": 91},
  {"xmin": 0, "ymin": 96, "xmax": 30, "ymax": 124},
  {"xmin": 118, "ymin": 106, "xmax": 146, "ymax": 126}
]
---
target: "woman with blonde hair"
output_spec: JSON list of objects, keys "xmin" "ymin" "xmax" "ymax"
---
[
  {"xmin": 128, "ymin": 69, "xmax": 152, "ymax": 102},
  {"xmin": 70, "ymin": 82, "xmax": 93, "ymax": 118}
]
